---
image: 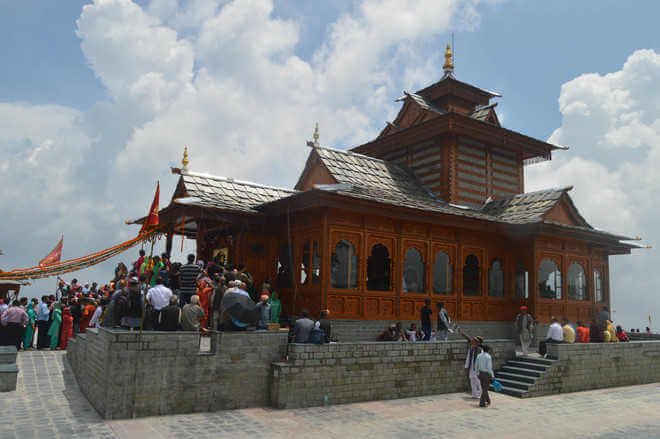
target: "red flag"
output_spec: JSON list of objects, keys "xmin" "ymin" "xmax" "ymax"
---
[
  {"xmin": 39, "ymin": 236, "xmax": 63, "ymax": 266},
  {"xmin": 140, "ymin": 182, "xmax": 160, "ymax": 235}
]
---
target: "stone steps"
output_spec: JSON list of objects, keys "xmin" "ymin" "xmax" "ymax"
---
[{"xmin": 491, "ymin": 355, "xmax": 557, "ymax": 398}]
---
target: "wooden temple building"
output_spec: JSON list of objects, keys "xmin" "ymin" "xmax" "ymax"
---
[{"xmin": 135, "ymin": 46, "xmax": 639, "ymax": 325}]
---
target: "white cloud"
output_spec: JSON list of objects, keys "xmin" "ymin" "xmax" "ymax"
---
[
  {"xmin": 2, "ymin": 0, "xmax": 478, "ymax": 296},
  {"xmin": 527, "ymin": 49, "xmax": 660, "ymax": 329}
]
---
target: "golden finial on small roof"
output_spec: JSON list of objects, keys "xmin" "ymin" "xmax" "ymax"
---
[
  {"xmin": 313, "ymin": 122, "xmax": 320, "ymax": 147},
  {"xmin": 443, "ymin": 43, "xmax": 454, "ymax": 73},
  {"xmin": 182, "ymin": 146, "xmax": 189, "ymax": 170}
]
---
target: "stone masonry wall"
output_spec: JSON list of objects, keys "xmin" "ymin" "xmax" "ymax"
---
[
  {"xmin": 529, "ymin": 341, "xmax": 660, "ymax": 396},
  {"xmin": 68, "ymin": 328, "xmax": 288, "ymax": 419},
  {"xmin": 271, "ymin": 339, "xmax": 515, "ymax": 409}
]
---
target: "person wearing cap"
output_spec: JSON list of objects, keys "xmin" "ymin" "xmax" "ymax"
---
[
  {"xmin": 458, "ymin": 327, "xmax": 484, "ymax": 399},
  {"xmin": 229, "ymin": 280, "xmax": 249, "ymax": 297},
  {"xmin": 514, "ymin": 306, "xmax": 534, "ymax": 354},
  {"xmin": 539, "ymin": 317, "xmax": 563, "ymax": 357},
  {"xmin": 255, "ymin": 294, "xmax": 271, "ymax": 329}
]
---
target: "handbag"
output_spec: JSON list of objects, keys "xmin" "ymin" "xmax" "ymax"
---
[{"xmin": 492, "ymin": 380, "xmax": 503, "ymax": 392}]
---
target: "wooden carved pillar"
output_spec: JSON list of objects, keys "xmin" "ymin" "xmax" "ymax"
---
[{"xmin": 528, "ymin": 238, "xmax": 538, "ymax": 320}]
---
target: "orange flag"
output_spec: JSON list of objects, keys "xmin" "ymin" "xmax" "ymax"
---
[
  {"xmin": 140, "ymin": 182, "xmax": 160, "ymax": 235},
  {"xmin": 39, "ymin": 236, "xmax": 63, "ymax": 266}
]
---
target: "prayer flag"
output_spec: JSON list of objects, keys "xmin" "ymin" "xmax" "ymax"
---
[
  {"xmin": 139, "ymin": 182, "xmax": 160, "ymax": 235},
  {"xmin": 39, "ymin": 236, "xmax": 63, "ymax": 266}
]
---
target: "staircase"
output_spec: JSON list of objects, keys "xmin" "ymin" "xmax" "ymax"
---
[{"xmin": 491, "ymin": 355, "xmax": 556, "ymax": 398}]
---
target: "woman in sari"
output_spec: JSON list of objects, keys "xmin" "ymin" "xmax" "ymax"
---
[
  {"xmin": 196, "ymin": 280, "xmax": 212, "ymax": 329},
  {"xmin": 22, "ymin": 301, "xmax": 37, "ymax": 350},
  {"xmin": 47, "ymin": 303, "xmax": 62, "ymax": 350},
  {"xmin": 59, "ymin": 307, "xmax": 74, "ymax": 350}
]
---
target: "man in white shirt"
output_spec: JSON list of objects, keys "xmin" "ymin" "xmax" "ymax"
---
[
  {"xmin": 146, "ymin": 276, "xmax": 173, "ymax": 330},
  {"xmin": 539, "ymin": 317, "xmax": 563, "ymax": 358}
]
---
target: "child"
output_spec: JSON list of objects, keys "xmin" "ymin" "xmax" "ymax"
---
[
  {"xmin": 406, "ymin": 323, "xmax": 418, "ymax": 342},
  {"xmin": 476, "ymin": 345, "xmax": 494, "ymax": 408}
]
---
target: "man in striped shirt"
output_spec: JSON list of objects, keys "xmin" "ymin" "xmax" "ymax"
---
[{"xmin": 179, "ymin": 254, "xmax": 202, "ymax": 305}]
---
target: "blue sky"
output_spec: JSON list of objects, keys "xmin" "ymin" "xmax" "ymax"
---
[{"xmin": 1, "ymin": 0, "xmax": 658, "ymax": 329}]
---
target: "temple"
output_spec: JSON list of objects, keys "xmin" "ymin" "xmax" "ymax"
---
[{"xmin": 133, "ymin": 45, "xmax": 641, "ymax": 325}]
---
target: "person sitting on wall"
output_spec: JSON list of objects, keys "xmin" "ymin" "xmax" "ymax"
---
[
  {"xmin": 645, "ymin": 327, "xmax": 652, "ymax": 334},
  {"xmin": 406, "ymin": 323, "xmax": 418, "ymax": 342},
  {"xmin": 181, "ymin": 295, "xmax": 208, "ymax": 333},
  {"xmin": 319, "ymin": 310, "xmax": 332, "ymax": 343},
  {"xmin": 539, "ymin": 317, "xmax": 563, "ymax": 357},
  {"xmin": 309, "ymin": 321, "xmax": 326, "ymax": 344},
  {"xmin": 589, "ymin": 318, "xmax": 604, "ymax": 343},
  {"xmin": 395, "ymin": 322, "xmax": 406, "ymax": 341},
  {"xmin": 576, "ymin": 322, "xmax": 590, "ymax": 343},
  {"xmin": 561, "ymin": 317, "xmax": 576, "ymax": 344},
  {"xmin": 293, "ymin": 310, "xmax": 315, "ymax": 343},
  {"xmin": 377, "ymin": 324, "xmax": 398, "ymax": 341},
  {"xmin": 159, "ymin": 295, "xmax": 182, "ymax": 331},
  {"xmin": 606, "ymin": 320, "xmax": 618, "ymax": 343},
  {"xmin": 616, "ymin": 325, "xmax": 630, "ymax": 342}
]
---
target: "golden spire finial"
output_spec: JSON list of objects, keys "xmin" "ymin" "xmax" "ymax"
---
[
  {"xmin": 182, "ymin": 146, "xmax": 189, "ymax": 170},
  {"xmin": 313, "ymin": 122, "xmax": 320, "ymax": 147},
  {"xmin": 443, "ymin": 43, "xmax": 454, "ymax": 73}
]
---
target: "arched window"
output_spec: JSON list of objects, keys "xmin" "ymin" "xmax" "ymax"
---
[
  {"xmin": 277, "ymin": 244, "xmax": 293, "ymax": 288},
  {"xmin": 367, "ymin": 244, "xmax": 391, "ymax": 291},
  {"xmin": 515, "ymin": 264, "xmax": 529, "ymax": 299},
  {"xmin": 432, "ymin": 251, "xmax": 453, "ymax": 295},
  {"xmin": 538, "ymin": 259, "xmax": 562, "ymax": 299},
  {"xmin": 488, "ymin": 259, "xmax": 504, "ymax": 297},
  {"xmin": 300, "ymin": 240, "xmax": 310, "ymax": 285},
  {"xmin": 463, "ymin": 254, "xmax": 480, "ymax": 296},
  {"xmin": 312, "ymin": 241, "xmax": 321, "ymax": 285},
  {"xmin": 594, "ymin": 269, "xmax": 603, "ymax": 302},
  {"xmin": 568, "ymin": 263, "xmax": 588, "ymax": 301},
  {"xmin": 331, "ymin": 240, "xmax": 358, "ymax": 289},
  {"xmin": 402, "ymin": 248, "xmax": 425, "ymax": 293}
]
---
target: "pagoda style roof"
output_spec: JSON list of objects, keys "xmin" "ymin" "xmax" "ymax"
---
[
  {"xmin": 175, "ymin": 170, "xmax": 297, "ymax": 213},
  {"xmin": 132, "ymin": 149, "xmax": 635, "ymax": 248},
  {"xmin": 482, "ymin": 187, "xmax": 586, "ymax": 225}
]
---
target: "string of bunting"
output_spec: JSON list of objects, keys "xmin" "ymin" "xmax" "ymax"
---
[{"xmin": 0, "ymin": 227, "xmax": 164, "ymax": 281}]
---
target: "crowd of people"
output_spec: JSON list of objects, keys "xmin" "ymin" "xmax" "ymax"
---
[
  {"xmin": 514, "ymin": 305, "xmax": 645, "ymax": 358},
  {"xmin": 0, "ymin": 250, "xmax": 286, "ymax": 350},
  {"xmin": 376, "ymin": 300, "xmax": 453, "ymax": 342}
]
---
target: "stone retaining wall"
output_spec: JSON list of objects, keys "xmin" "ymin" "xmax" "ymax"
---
[
  {"xmin": 271, "ymin": 339, "xmax": 515, "ymax": 409},
  {"xmin": 530, "ymin": 341, "xmax": 660, "ymax": 396},
  {"xmin": 68, "ymin": 328, "xmax": 288, "ymax": 419}
]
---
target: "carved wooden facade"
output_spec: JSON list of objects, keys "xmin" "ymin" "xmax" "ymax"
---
[{"xmin": 137, "ymin": 60, "xmax": 637, "ymax": 324}]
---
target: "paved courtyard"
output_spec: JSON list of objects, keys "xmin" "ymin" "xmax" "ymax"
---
[{"xmin": 1, "ymin": 350, "xmax": 659, "ymax": 439}]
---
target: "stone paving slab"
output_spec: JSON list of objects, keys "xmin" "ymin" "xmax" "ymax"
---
[{"xmin": 0, "ymin": 350, "xmax": 658, "ymax": 439}]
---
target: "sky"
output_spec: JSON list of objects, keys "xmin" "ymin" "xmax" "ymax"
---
[{"xmin": 1, "ymin": 0, "xmax": 658, "ymax": 330}]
